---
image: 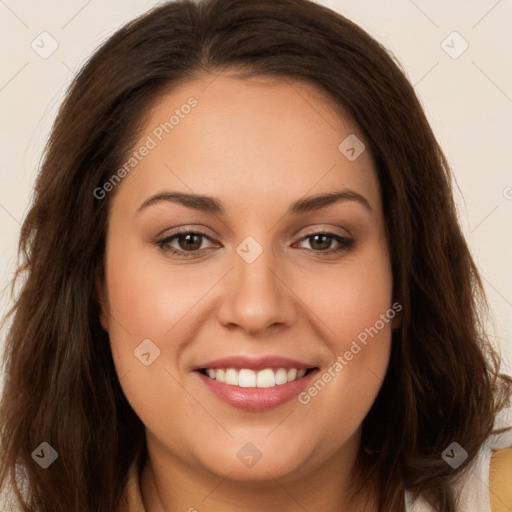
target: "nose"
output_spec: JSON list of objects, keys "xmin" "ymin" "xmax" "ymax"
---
[{"xmin": 216, "ymin": 241, "xmax": 297, "ymax": 336}]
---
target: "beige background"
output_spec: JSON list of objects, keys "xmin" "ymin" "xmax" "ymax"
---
[{"xmin": 1, "ymin": 0, "xmax": 511, "ymax": 375}]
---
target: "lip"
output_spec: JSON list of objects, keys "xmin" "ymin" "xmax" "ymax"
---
[
  {"xmin": 195, "ymin": 367, "xmax": 320, "ymax": 411},
  {"xmin": 192, "ymin": 355, "xmax": 314, "ymax": 372}
]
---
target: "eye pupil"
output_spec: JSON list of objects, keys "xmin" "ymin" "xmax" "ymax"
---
[
  {"xmin": 179, "ymin": 233, "xmax": 202, "ymax": 251},
  {"xmin": 310, "ymin": 234, "xmax": 331, "ymax": 251}
]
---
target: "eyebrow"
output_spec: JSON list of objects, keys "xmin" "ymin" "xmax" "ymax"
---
[{"xmin": 137, "ymin": 188, "xmax": 372, "ymax": 216}]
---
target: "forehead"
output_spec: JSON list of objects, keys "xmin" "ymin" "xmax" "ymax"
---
[{"xmin": 111, "ymin": 73, "xmax": 382, "ymax": 218}]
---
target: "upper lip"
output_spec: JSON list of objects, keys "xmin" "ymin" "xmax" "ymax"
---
[{"xmin": 193, "ymin": 355, "xmax": 317, "ymax": 372}]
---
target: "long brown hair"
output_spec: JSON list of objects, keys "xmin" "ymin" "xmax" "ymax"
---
[{"xmin": 1, "ymin": 0, "xmax": 510, "ymax": 510}]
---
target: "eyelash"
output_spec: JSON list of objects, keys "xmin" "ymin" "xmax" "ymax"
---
[{"xmin": 155, "ymin": 229, "xmax": 355, "ymax": 259}]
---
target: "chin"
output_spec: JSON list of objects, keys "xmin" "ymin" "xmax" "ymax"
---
[{"xmin": 190, "ymin": 437, "xmax": 316, "ymax": 484}]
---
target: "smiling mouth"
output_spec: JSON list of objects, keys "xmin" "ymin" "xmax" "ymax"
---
[{"xmin": 198, "ymin": 367, "xmax": 318, "ymax": 388}]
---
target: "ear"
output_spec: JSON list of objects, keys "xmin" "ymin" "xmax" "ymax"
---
[{"xmin": 95, "ymin": 273, "xmax": 109, "ymax": 331}]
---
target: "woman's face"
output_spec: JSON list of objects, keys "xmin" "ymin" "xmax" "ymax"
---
[{"xmin": 99, "ymin": 73, "xmax": 396, "ymax": 483}]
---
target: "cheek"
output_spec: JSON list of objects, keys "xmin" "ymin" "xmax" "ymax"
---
[
  {"xmin": 304, "ymin": 239, "xmax": 393, "ymax": 356},
  {"xmin": 102, "ymin": 235, "xmax": 179, "ymax": 386},
  {"xmin": 103, "ymin": 240, "xmax": 210, "ymax": 445},
  {"xmin": 325, "ymin": 267, "xmax": 393, "ymax": 353},
  {"xmin": 104, "ymin": 233, "xmax": 213, "ymax": 349},
  {"xmin": 294, "ymin": 237, "xmax": 394, "ymax": 420}
]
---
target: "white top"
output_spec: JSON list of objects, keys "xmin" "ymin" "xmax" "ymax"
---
[{"xmin": 405, "ymin": 405, "xmax": 512, "ymax": 511}]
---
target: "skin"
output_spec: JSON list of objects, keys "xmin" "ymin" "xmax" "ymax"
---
[{"xmin": 98, "ymin": 73, "xmax": 399, "ymax": 512}]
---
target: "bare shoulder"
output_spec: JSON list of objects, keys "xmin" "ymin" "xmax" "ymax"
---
[{"xmin": 489, "ymin": 447, "xmax": 512, "ymax": 512}]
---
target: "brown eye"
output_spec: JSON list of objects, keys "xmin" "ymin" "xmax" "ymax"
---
[
  {"xmin": 308, "ymin": 233, "xmax": 333, "ymax": 251},
  {"xmin": 176, "ymin": 233, "xmax": 203, "ymax": 251},
  {"xmin": 156, "ymin": 231, "xmax": 216, "ymax": 258},
  {"xmin": 297, "ymin": 232, "xmax": 354, "ymax": 254}
]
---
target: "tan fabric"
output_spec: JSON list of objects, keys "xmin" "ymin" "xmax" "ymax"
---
[{"xmin": 489, "ymin": 447, "xmax": 512, "ymax": 512}]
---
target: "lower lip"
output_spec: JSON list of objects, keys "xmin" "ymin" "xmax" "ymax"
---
[{"xmin": 196, "ymin": 369, "xmax": 319, "ymax": 411}]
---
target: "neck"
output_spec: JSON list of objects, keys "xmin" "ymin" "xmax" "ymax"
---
[{"xmin": 139, "ymin": 432, "xmax": 379, "ymax": 512}]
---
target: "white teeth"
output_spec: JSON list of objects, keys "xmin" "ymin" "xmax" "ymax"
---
[
  {"xmin": 224, "ymin": 368, "xmax": 239, "ymax": 385},
  {"xmin": 287, "ymin": 368, "xmax": 297, "ymax": 381},
  {"xmin": 238, "ymin": 369, "xmax": 256, "ymax": 387},
  {"xmin": 203, "ymin": 367, "xmax": 311, "ymax": 387},
  {"xmin": 275, "ymin": 368, "xmax": 288, "ymax": 385},
  {"xmin": 257, "ymin": 368, "xmax": 275, "ymax": 388}
]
